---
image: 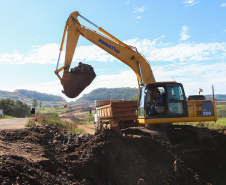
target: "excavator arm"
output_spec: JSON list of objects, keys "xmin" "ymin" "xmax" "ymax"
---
[{"xmin": 55, "ymin": 11, "xmax": 155, "ymax": 98}]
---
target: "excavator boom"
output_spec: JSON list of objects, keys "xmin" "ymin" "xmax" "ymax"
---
[{"xmin": 55, "ymin": 11, "xmax": 155, "ymax": 98}]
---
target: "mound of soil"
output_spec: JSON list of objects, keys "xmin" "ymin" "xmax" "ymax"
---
[
  {"xmin": 0, "ymin": 125, "xmax": 226, "ymax": 184},
  {"xmin": 70, "ymin": 62, "xmax": 96, "ymax": 77}
]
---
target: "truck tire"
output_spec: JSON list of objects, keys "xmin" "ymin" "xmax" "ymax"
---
[{"xmin": 95, "ymin": 121, "xmax": 103, "ymax": 134}]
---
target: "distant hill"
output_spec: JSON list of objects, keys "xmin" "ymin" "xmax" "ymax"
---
[
  {"xmin": 74, "ymin": 88, "xmax": 139, "ymax": 105},
  {"xmin": 71, "ymin": 88, "xmax": 226, "ymax": 106},
  {"xmin": 205, "ymin": 94, "xmax": 226, "ymax": 101},
  {"xmin": 0, "ymin": 89, "xmax": 65, "ymax": 102}
]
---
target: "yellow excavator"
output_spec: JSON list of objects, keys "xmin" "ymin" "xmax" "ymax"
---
[{"xmin": 55, "ymin": 11, "xmax": 217, "ymax": 127}]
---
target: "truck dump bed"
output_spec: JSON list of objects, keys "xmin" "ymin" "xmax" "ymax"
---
[{"xmin": 95, "ymin": 99, "xmax": 138, "ymax": 121}]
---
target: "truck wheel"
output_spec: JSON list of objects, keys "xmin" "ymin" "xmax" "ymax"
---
[{"xmin": 95, "ymin": 121, "xmax": 103, "ymax": 134}]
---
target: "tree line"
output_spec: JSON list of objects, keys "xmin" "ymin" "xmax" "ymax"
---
[
  {"xmin": 0, "ymin": 98, "xmax": 31, "ymax": 118},
  {"xmin": 76, "ymin": 88, "xmax": 139, "ymax": 103},
  {"xmin": 15, "ymin": 89, "xmax": 65, "ymax": 101}
]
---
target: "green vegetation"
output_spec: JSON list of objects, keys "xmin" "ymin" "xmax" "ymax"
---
[
  {"xmin": 32, "ymin": 99, "xmax": 38, "ymax": 108},
  {"xmin": 36, "ymin": 107, "xmax": 68, "ymax": 115},
  {"xmin": 0, "ymin": 115, "xmax": 14, "ymax": 119},
  {"xmin": 26, "ymin": 119, "xmax": 36, "ymax": 127},
  {"xmin": 27, "ymin": 113, "xmax": 84, "ymax": 134},
  {"xmin": 15, "ymin": 89, "xmax": 65, "ymax": 101},
  {"xmin": 73, "ymin": 89, "xmax": 226, "ymax": 105},
  {"xmin": 205, "ymin": 94, "xmax": 226, "ymax": 101},
  {"xmin": 174, "ymin": 105, "xmax": 226, "ymax": 130},
  {"xmin": 84, "ymin": 113, "xmax": 94, "ymax": 124},
  {"xmin": 218, "ymin": 105, "xmax": 226, "ymax": 118},
  {"xmin": 0, "ymin": 89, "xmax": 66, "ymax": 102},
  {"xmin": 74, "ymin": 88, "xmax": 139, "ymax": 104},
  {"xmin": 0, "ymin": 98, "xmax": 31, "ymax": 118},
  {"xmin": 174, "ymin": 119, "xmax": 226, "ymax": 130},
  {"xmin": 69, "ymin": 112, "xmax": 94, "ymax": 125},
  {"xmin": 129, "ymin": 94, "xmax": 139, "ymax": 101}
]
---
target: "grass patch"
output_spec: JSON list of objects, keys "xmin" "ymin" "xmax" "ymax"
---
[
  {"xmin": 26, "ymin": 113, "xmax": 85, "ymax": 134},
  {"xmin": 64, "ymin": 121, "xmax": 84, "ymax": 134},
  {"xmin": 25, "ymin": 119, "xmax": 36, "ymax": 127},
  {"xmin": 217, "ymin": 105, "xmax": 226, "ymax": 108},
  {"xmin": 174, "ymin": 118, "xmax": 226, "ymax": 130},
  {"xmin": 36, "ymin": 107, "xmax": 69, "ymax": 115},
  {"xmin": 0, "ymin": 115, "xmax": 15, "ymax": 119},
  {"xmin": 174, "ymin": 105, "xmax": 226, "ymax": 130},
  {"xmin": 70, "ymin": 112, "xmax": 94, "ymax": 125}
]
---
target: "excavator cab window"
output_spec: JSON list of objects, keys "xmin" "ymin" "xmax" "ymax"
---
[
  {"xmin": 143, "ymin": 86, "xmax": 166, "ymax": 118},
  {"xmin": 138, "ymin": 83, "xmax": 188, "ymax": 119},
  {"xmin": 138, "ymin": 87, "xmax": 145, "ymax": 117},
  {"xmin": 167, "ymin": 84, "xmax": 188, "ymax": 117}
]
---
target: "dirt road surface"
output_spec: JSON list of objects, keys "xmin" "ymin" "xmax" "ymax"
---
[{"xmin": 0, "ymin": 118, "xmax": 29, "ymax": 130}]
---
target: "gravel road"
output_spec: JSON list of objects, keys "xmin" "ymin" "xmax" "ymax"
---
[{"xmin": 0, "ymin": 118, "xmax": 30, "ymax": 130}]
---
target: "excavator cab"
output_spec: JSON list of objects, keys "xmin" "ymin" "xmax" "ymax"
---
[
  {"xmin": 138, "ymin": 82, "xmax": 188, "ymax": 120},
  {"xmin": 138, "ymin": 82, "xmax": 217, "ymax": 125}
]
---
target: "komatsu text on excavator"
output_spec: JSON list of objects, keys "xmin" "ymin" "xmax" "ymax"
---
[{"xmin": 55, "ymin": 11, "xmax": 217, "ymax": 126}]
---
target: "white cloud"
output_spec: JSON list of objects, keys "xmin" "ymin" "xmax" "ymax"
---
[
  {"xmin": 153, "ymin": 62, "xmax": 226, "ymax": 95},
  {"xmin": 183, "ymin": 0, "xmax": 199, "ymax": 7},
  {"xmin": 133, "ymin": 6, "xmax": 146, "ymax": 13},
  {"xmin": 125, "ymin": 38, "xmax": 226, "ymax": 62},
  {"xmin": 221, "ymin": 3, "xmax": 226, "ymax": 7},
  {"xmin": 180, "ymin": 26, "xmax": 190, "ymax": 41},
  {"xmin": 136, "ymin": 16, "xmax": 142, "ymax": 20},
  {"xmin": 1, "ymin": 35, "xmax": 226, "ymax": 68},
  {"xmin": 0, "ymin": 43, "xmax": 59, "ymax": 64},
  {"xmin": 4, "ymin": 61, "xmax": 225, "ymax": 102},
  {"xmin": 73, "ymin": 45, "xmax": 115, "ymax": 62},
  {"xmin": 1, "ymin": 39, "xmax": 225, "ymax": 65},
  {"xmin": 0, "ymin": 37, "xmax": 225, "ymax": 100},
  {"xmin": 125, "ymin": 1, "xmax": 130, "ymax": 5}
]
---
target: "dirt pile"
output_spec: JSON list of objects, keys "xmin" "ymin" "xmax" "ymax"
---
[
  {"xmin": 63, "ymin": 62, "xmax": 96, "ymax": 98},
  {"xmin": 0, "ymin": 125, "xmax": 226, "ymax": 184}
]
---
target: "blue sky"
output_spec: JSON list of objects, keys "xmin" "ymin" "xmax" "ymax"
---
[{"xmin": 0, "ymin": 0, "xmax": 225, "ymax": 101}]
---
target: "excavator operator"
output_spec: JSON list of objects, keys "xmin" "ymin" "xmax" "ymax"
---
[{"xmin": 147, "ymin": 90, "xmax": 165, "ymax": 117}]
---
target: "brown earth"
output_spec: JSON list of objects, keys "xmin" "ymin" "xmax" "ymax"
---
[
  {"xmin": 63, "ymin": 62, "xmax": 96, "ymax": 98},
  {"xmin": 0, "ymin": 118, "xmax": 29, "ymax": 130},
  {"xmin": 1, "ymin": 124, "xmax": 226, "ymax": 185}
]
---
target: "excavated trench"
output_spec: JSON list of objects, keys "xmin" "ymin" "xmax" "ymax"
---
[{"xmin": 0, "ymin": 125, "xmax": 226, "ymax": 185}]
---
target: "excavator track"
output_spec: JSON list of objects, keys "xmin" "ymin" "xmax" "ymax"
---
[
  {"xmin": 121, "ymin": 125, "xmax": 212, "ymax": 153},
  {"xmin": 120, "ymin": 127, "xmax": 169, "ymax": 142}
]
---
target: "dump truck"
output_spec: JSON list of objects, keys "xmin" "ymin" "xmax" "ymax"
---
[{"xmin": 94, "ymin": 99, "xmax": 138, "ymax": 133}]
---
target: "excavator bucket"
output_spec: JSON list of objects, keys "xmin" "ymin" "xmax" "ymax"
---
[{"xmin": 62, "ymin": 62, "xmax": 96, "ymax": 98}]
